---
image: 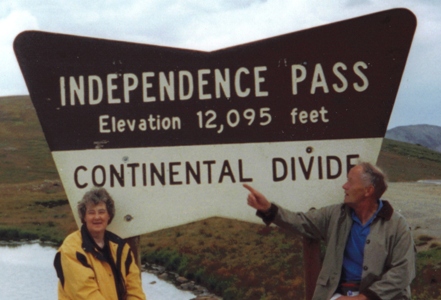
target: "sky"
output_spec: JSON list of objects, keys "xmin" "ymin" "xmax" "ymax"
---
[{"xmin": 0, "ymin": 0, "xmax": 440, "ymax": 129}]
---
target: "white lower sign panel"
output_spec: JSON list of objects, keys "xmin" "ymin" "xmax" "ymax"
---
[{"xmin": 53, "ymin": 138, "xmax": 382, "ymax": 237}]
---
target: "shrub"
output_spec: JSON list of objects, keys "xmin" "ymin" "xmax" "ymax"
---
[{"xmin": 0, "ymin": 227, "xmax": 39, "ymax": 241}]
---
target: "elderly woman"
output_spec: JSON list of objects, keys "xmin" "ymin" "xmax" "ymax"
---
[{"xmin": 54, "ymin": 187, "xmax": 146, "ymax": 300}]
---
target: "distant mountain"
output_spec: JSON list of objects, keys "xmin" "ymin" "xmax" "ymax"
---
[{"xmin": 386, "ymin": 124, "xmax": 441, "ymax": 153}]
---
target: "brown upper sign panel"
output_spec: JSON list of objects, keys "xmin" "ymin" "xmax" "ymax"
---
[{"xmin": 14, "ymin": 9, "xmax": 416, "ymax": 152}]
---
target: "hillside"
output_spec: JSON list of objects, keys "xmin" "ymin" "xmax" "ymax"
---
[
  {"xmin": 0, "ymin": 95, "xmax": 58, "ymax": 184},
  {"xmin": 2, "ymin": 95, "xmax": 441, "ymax": 299},
  {"xmin": 377, "ymin": 137, "xmax": 441, "ymax": 181},
  {"xmin": 386, "ymin": 124, "xmax": 441, "ymax": 153}
]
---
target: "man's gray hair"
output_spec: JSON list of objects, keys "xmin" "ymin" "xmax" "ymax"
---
[
  {"xmin": 77, "ymin": 187, "xmax": 116, "ymax": 224},
  {"xmin": 359, "ymin": 162, "xmax": 388, "ymax": 199}
]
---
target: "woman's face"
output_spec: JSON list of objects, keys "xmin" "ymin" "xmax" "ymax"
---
[{"xmin": 84, "ymin": 202, "xmax": 110, "ymax": 237}]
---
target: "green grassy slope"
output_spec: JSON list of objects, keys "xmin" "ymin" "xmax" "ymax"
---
[
  {"xmin": 0, "ymin": 95, "xmax": 58, "ymax": 183},
  {"xmin": 378, "ymin": 137, "xmax": 441, "ymax": 181}
]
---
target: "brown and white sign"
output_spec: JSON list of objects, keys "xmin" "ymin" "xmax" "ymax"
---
[{"xmin": 14, "ymin": 8, "xmax": 416, "ymax": 238}]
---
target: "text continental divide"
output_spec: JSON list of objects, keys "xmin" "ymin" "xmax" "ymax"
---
[{"xmin": 73, "ymin": 154, "xmax": 360, "ymax": 189}]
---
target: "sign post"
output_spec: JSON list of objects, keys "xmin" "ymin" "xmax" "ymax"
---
[
  {"xmin": 14, "ymin": 8, "xmax": 416, "ymax": 297},
  {"xmin": 303, "ymin": 237, "xmax": 321, "ymax": 300},
  {"xmin": 126, "ymin": 236, "xmax": 142, "ymax": 271}
]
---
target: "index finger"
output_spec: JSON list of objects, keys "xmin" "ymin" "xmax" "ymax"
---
[{"xmin": 243, "ymin": 183, "xmax": 257, "ymax": 194}]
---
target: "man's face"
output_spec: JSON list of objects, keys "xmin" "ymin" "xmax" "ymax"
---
[
  {"xmin": 342, "ymin": 165, "xmax": 369, "ymax": 207},
  {"xmin": 84, "ymin": 202, "xmax": 110, "ymax": 237}
]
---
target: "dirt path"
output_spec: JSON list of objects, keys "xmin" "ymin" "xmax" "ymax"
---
[{"xmin": 383, "ymin": 182, "xmax": 441, "ymax": 251}]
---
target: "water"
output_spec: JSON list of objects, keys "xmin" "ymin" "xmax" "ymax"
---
[{"xmin": 0, "ymin": 243, "xmax": 195, "ymax": 300}]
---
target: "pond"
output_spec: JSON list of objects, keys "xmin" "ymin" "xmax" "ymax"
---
[{"xmin": 0, "ymin": 243, "xmax": 195, "ymax": 300}]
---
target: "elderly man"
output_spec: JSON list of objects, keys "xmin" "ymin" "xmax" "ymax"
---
[
  {"xmin": 54, "ymin": 187, "xmax": 146, "ymax": 300},
  {"xmin": 244, "ymin": 162, "xmax": 415, "ymax": 300}
]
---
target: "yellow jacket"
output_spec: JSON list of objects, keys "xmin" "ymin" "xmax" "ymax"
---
[{"xmin": 54, "ymin": 225, "xmax": 146, "ymax": 300}]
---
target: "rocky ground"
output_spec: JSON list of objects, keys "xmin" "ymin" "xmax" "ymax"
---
[{"xmin": 383, "ymin": 181, "xmax": 441, "ymax": 251}]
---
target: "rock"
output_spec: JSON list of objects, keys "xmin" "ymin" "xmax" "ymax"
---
[
  {"xmin": 158, "ymin": 273, "xmax": 169, "ymax": 280},
  {"xmin": 176, "ymin": 276, "xmax": 188, "ymax": 284},
  {"xmin": 169, "ymin": 271, "xmax": 179, "ymax": 278},
  {"xmin": 192, "ymin": 296, "xmax": 222, "ymax": 300},
  {"xmin": 152, "ymin": 265, "xmax": 166, "ymax": 273},
  {"xmin": 193, "ymin": 285, "xmax": 209, "ymax": 295},
  {"xmin": 180, "ymin": 281, "xmax": 195, "ymax": 291}
]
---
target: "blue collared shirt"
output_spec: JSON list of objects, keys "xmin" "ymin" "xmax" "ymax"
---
[{"xmin": 341, "ymin": 200, "xmax": 383, "ymax": 282}]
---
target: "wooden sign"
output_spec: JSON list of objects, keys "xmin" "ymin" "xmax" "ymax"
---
[{"xmin": 14, "ymin": 8, "xmax": 416, "ymax": 237}]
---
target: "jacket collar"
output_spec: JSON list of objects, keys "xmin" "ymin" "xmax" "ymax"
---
[
  {"xmin": 341, "ymin": 199, "xmax": 394, "ymax": 221},
  {"xmin": 376, "ymin": 200, "xmax": 394, "ymax": 220},
  {"xmin": 80, "ymin": 224, "xmax": 126, "ymax": 251},
  {"xmin": 80, "ymin": 224, "xmax": 107, "ymax": 260}
]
